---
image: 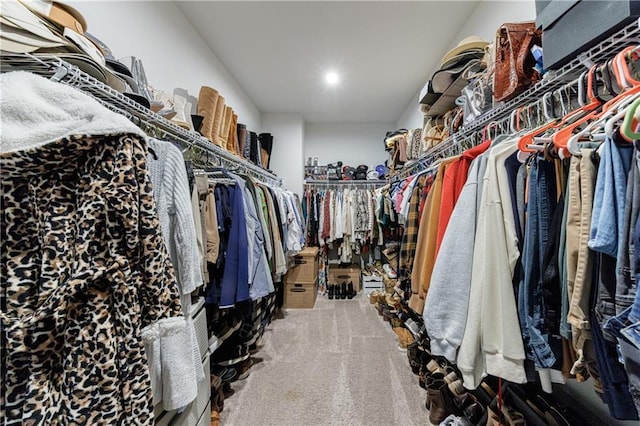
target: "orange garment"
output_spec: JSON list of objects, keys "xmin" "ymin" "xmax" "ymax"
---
[
  {"xmin": 435, "ymin": 140, "xmax": 491, "ymax": 254},
  {"xmin": 411, "ymin": 157, "xmax": 458, "ymax": 305}
]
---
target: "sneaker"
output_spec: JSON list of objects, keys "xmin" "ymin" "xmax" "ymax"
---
[
  {"xmin": 232, "ymin": 358, "xmax": 253, "ymax": 381},
  {"xmin": 211, "ymin": 365, "xmax": 237, "ymax": 383},
  {"xmin": 404, "ymin": 318, "xmax": 422, "ymax": 338},
  {"xmin": 382, "ymin": 264, "xmax": 397, "ymax": 278}
]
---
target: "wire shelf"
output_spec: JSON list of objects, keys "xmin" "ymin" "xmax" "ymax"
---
[
  {"xmin": 1, "ymin": 53, "xmax": 283, "ymax": 187},
  {"xmin": 304, "ymin": 179, "xmax": 387, "ymax": 186},
  {"xmin": 394, "ymin": 19, "xmax": 640, "ymax": 180}
]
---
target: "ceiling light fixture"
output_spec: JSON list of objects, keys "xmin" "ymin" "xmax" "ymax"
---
[{"xmin": 325, "ymin": 71, "xmax": 339, "ymax": 86}]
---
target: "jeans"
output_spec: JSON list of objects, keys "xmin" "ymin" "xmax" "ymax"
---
[
  {"xmin": 616, "ymin": 158, "xmax": 640, "ymax": 315},
  {"xmin": 589, "ymin": 135, "xmax": 634, "ymax": 258},
  {"xmin": 518, "ymin": 155, "xmax": 561, "ymax": 369},
  {"xmin": 619, "ymin": 338, "xmax": 640, "ymax": 415},
  {"xmin": 591, "ymin": 306, "xmax": 639, "ymax": 420},
  {"xmin": 632, "ymin": 212, "xmax": 640, "ymax": 326}
]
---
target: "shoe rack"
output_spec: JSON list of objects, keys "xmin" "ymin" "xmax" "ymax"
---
[{"xmin": 0, "ymin": 52, "xmax": 283, "ymax": 188}]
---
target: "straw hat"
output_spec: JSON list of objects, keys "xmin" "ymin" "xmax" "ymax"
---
[
  {"xmin": 19, "ymin": 0, "xmax": 87, "ymax": 34},
  {"xmin": 441, "ymin": 36, "xmax": 488, "ymax": 68}
]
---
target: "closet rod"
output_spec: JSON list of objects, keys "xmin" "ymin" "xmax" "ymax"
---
[
  {"xmin": 0, "ymin": 53, "xmax": 283, "ymax": 188},
  {"xmin": 395, "ymin": 19, "xmax": 640, "ymax": 181},
  {"xmin": 304, "ymin": 179, "xmax": 386, "ymax": 185}
]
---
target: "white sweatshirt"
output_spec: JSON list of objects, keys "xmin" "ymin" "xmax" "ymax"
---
[
  {"xmin": 424, "ymin": 154, "xmax": 488, "ymax": 362},
  {"xmin": 457, "ymin": 139, "xmax": 527, "ymax": 389}
]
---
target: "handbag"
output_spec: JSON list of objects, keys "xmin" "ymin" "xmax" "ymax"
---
[
  {"xmin": 493, "ymin": 21, "xmax": 542, "ymax": 102},
  {"xmin": 421, "ymin": 117, "xmax": 445, "ymax": 153}
]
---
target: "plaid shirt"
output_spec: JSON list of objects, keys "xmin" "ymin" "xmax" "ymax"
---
[{"xmin": 399, "ymin": 177, "xmax": 425, "ymax": 279}]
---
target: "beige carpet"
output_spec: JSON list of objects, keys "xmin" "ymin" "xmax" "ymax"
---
[{"xmin": 219, "ymin": 294, "xmax": 429, "ymax": 426}]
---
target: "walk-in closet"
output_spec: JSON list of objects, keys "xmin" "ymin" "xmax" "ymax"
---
[{"xmin": 2, "ymin": 1, "xmax": 640, "ymax": 425}]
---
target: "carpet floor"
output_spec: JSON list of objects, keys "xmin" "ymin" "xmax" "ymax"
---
[{"xmin": 219, "ymin": 294, "xmax": 429, "ymax": 426}]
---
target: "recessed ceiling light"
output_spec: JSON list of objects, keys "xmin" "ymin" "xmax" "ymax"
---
[{"xmin": 325, "ymin": 71, "xmax": 339, "ymax": 86}]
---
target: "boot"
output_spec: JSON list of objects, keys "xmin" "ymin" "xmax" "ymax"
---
[
  {"xmin": 249, "ymin": 132, "xmax": 261, "ymax": 165},
  {"xmin": 427, "ymin": 379, "xmax": 455, "ymax": 426},
  {"xmin": 218, "ymin": 105, "xmax": 232, "ymax": 151},
  {"xmin": 237, "ymin": 123, "xmax": 247, "ymax": 158},
  {"xmin": 328, "ymin": 284, "xmax": 334, "ymax": 300},
  {"xmin": 211, "ymin": 96, "xmax": 225, "ymax": 147},
  {"xmin": 227, "ymin": 112, "xmax": 239, "ymax": 155},
  {"xmin": 243, "ymin": 128, "xmax": 251, "ymax": 159},
  {"xmin": 340, "ymin": 282, "xmax": 347, "ymax": 300},
  {"xmin": 196, "ymin": 86, "xmax": 219, "ymax": 142},
  {"xmin": 258, "ymin": 133, "xmax": 273, "ymax": 169},
  {"xmin": 347, "ymin": 281, "xmax": 355, "ymax": 299},
  {"xmin": 172, "ymin": 93, "xmax": 193, "ymax": 131}
]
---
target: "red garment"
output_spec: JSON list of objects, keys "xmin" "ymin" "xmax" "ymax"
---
[
  {"xmin": 435, "ymin": 140, "xmax": 491, "ymax": 254},
  {"xmin": 322, "ymin": 191, "xmax": 331, "ymax": 240}
]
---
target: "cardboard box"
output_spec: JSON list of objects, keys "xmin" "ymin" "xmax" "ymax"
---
[
  {"xmin": 536, "ymin": 0, "xmax": 640, "ymax": 70},
  {"xmin": 362, "ymin": 274, "xmax": 384, "ymax": 293},
  {"xmin": 329, "ymin": 266, "xmax": 361, "ymax": 292},
  {"xmin": 285, "ymin": 246, "xmax": 319, "ymax": 283},
  {"xmin": 284, "ymin": 280, "xmax": 317, "ymax": 309}
]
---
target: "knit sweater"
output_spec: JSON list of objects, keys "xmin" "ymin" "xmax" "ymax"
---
[
  {"xmin": 147, "ymin": 138, "xmax": 204, "ymax": 409},
  {"xmin": 147, "ymin": 139, "xmax": 203, "ymax": 296}
]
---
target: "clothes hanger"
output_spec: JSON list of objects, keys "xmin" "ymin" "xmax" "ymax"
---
[
  {"xmin": 517, "ymin": 78, "xmax": 583, "ymax": 154},
  {"xmin": 619, "ymin": 96, "xmax": 640, "ymax": 140},
  {"xmin": 566, "ymin": 56, "xmax": 640, "ymax": 152},
  {"xmin": 567, "ymin": 92, "xmax": 640, "ymax": 154},
  {"xmin": 563, "ymin": 50, "xmax": 640, "ymax": 153},
  {"xmin": 552, "ymin": 65, "xmax": 615, "ymax": 152},
  {"xmin": 516, "ymin": 81, "xmax": 580, "ymax": 153}
]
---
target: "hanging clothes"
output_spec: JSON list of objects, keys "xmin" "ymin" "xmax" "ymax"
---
[
  {"xmin": 1, "ymin": 71, "xmax": 184, "ymax": 424},
  {"xmin": 146, "ymin": 138, "xmax": 205, "ymax": 410},
  {"xmin": 303, "ymin": 186, "xmax": 381, "ymax": 263}
]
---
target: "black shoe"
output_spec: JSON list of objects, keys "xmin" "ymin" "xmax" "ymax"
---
[
  {"xmin": 340, "ymin": 282, "xmax": 347, "ymax": 299},
  {"xmin": 211, "ymin": 343, "xmax": 250, "ymax": 366},
  {"xmin": 212, "ymin": 316, "xmax": 241, "ymax": 343},
  {"xmin": 347, "ymin": 281, "xmax": 355, "ymax": 299},
  {"xmin": 328, "ymin": 284, "xmax": 334, "ymax": 300}
]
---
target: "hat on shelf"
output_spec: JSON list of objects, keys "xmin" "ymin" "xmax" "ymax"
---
[
  {"xmin": 367, "ymin": 169, "xmax": 379, "ymax": 180},
  {"xmin": 431, "ymin": 58, "xmax": 483, "ymax": 94},
  {"xmin": 440, "ymin": 35, "xmax": 489, "ymax": 68},
  {"xmin": 0, "ymin": 0, "xmax": 69, "ymax": 51},
  {"xmin": 18, "ymin": 0, "xmax": 87, "ymax": 34}
]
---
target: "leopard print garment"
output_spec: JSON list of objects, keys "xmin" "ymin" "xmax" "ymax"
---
[{"xmin": 1, "ymin": 133, "xmax": 183, "ymax": 425}]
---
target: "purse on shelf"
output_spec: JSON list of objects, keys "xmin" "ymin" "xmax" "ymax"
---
[
  {"xmin": 421, "ymin": 116, "xmax": 445, "ymax": 153},
  {"xmin": 493, "ymin": 21, "xmax": 542, "ymax": 103}
]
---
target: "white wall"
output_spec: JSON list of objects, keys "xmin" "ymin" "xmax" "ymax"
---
[
  {"xmin": 395, "ymin": 0, "xmax": 537, "ymax": 129},
  {"xmin": 263, "ymin": 113, "xmax": 305, "ymax": 196},
  {"xmin": 304, "ymin": 122, "xmax": 392, "ymax": 171},
  {"xmin": 68, "ymin": 1, "xmax": 262, "ymax": 130}
]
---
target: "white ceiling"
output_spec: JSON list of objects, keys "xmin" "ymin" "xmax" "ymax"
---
[{"xmin": 177, "ymin": 1, "xmax": 479, "ymax": 123}]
